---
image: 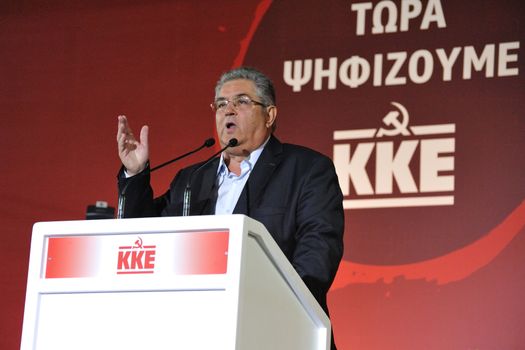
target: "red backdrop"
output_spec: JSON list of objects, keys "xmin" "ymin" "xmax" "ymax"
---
[{"xmin": 1, "ymin": 1, "xmax": 524, "ymax": 349}]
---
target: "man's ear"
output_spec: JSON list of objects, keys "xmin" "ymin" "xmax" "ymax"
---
[{"xmin": 266, "ymin": 105, "xmax": 277, "ymax": 129}]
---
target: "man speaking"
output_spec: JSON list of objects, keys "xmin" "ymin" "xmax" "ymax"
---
[{"xmin": 117, "ymin": 67, "xmax": 344, "ymax": 349}]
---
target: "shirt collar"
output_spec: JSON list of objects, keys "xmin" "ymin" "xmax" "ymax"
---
[{"xmin": 217, "ymin": 136, "xmax": 271, "ymax": 176}]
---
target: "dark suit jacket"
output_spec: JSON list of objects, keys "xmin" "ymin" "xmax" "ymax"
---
[{"xmin": 118, "ymin": 135, "xmax": 344, "ymax": 316}]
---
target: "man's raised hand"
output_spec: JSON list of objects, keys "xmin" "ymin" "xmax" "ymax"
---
[{"xmin": 117, "ymin": 115, "xmax": 149, "ymax": 175}]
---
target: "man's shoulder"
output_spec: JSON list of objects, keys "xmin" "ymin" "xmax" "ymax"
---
[{"xmin": 280, "ymin": 141, "xmax": 331, "ymax": 162}]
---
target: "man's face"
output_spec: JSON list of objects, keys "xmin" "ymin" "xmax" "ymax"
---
[{"xmin": 214, "ymin": 79, "xmax": 276, "ymax": 157}]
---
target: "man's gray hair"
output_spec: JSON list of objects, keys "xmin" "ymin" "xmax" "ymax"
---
[{"xmin": 214, "ymin": 67, "xmax": 276, "ymax": 107}]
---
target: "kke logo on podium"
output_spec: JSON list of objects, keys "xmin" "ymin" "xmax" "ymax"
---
[{"xmin": 117, "ymin": 237, "xmax": 156, "ymax": 274}]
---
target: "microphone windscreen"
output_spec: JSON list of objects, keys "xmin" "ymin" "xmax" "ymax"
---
[
  {"xmin": 204, "ymin": 138, "xmax": 215, "ymax": 147},
  {"xmin": 228, "ymin": 138, "xmax": 238, "ymax": 147}
]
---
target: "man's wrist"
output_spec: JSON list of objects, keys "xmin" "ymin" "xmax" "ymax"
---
[{"xmin": 123, "ymin": 163, "xmax": 148, "ymax": 178}]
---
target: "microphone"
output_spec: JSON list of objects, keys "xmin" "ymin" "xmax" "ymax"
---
[
  {"xmin": 182, "ymin": 138, "xmax": 238, "ymax": 216},
  {"xmin": 117, "ymin": 137, "xmax": 216, "ymax": 219},
  {"xmin": 151, "ymin": 138, "xmax": 215, "ymax": 172}
]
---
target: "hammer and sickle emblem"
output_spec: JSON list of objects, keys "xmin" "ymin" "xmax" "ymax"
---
[
  {"xmin": 133, "ymin": 237, "xmax": 143, "ymax": 249},
  {"xmin": 376, "ymin": 102, "xmax": 411, "ymax": 137}
]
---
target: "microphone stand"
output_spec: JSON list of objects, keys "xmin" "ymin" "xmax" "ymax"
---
[{"xmin": 182, "ymin": 138, "xmax": 238, "ymax": 216}]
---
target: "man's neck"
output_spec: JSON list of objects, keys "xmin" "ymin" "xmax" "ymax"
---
[
  {"xmin": 222, "ymin": 134, "xmax": 272, "ymax": 176},
  {"xmin": 224, "ymin": 155, "xmax": 245, "ymax": 176}
]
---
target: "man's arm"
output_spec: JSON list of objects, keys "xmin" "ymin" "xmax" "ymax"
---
[
  {"xmin": 117, "ymin": 166, "xmax": 166, "ymax": 218},
  {"xmin": 291, "ymin": 155, "xmax": 345, "ymax": 310},
  {"xmin": 116, "ymin": 115, "xmax": 169, "ymax": 217}
]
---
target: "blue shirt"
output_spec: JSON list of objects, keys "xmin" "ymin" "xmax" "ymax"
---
[{"xmin": 214, "ymin": 138, "xmax": 269, "ymax": 215}]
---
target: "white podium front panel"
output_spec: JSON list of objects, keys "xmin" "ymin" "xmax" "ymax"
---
[
  {"xmin": 36, "ymin": 290, "xmax": 228, "ymax": 350},
  {"xmin": 21, "ymin": 215, "xmax": 331, "ymax": 350}
]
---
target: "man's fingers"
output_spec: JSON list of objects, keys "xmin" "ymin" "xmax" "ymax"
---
[
  {"xmin": 139, "ymin": 125, "xmax": 149, "ymax": 147},
  {"xmin": 117, "ymin": 115, "xmax": 128, "ymax": 131},
  {"xmin": 117, "ymin": 115, "xmax": 135, "ymax": 136},
  {"xmin": 117, "ymin": 115, "xmax": 140, "ymax": 143},
  {"xmin": 117, "ymin": 116, "xmax": 148, "ymax": 168},
  {"xmin": 117, "ymin": 115, "xmax": 129, "ymax": 141},
  {"xmin": 118, "ymin": 114, "xmax": 128, "ymax": 126}
]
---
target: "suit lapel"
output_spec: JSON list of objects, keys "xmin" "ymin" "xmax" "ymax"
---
[
  {"xmin": 233, "ymin": 135, "xmax": 284, "ymax": 215},
  {"xmin": 193, "ymin": 158, "xmax": 219, "ymax": 215}
]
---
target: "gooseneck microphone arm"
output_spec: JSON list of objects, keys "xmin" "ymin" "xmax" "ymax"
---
[
  {"xmin": 117, "ymin": 138, "xmax": 216, "ymax": 219},
  {"xmin": 182, "ymin": 138, "xmax": 238, "ymax": 216},
  {"xmin": 151, "ymin": 138, "xmax": 215, "ymax": 173}
]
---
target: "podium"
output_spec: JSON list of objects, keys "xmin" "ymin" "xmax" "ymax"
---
[{"xmin": 20, "ymin": 215, "xmax": 331, "ymax": 350}]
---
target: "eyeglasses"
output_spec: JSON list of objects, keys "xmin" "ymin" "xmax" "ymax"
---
[{"xmin": 211, "ymin": 95, "xmax": 267, "ymax": 113}]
